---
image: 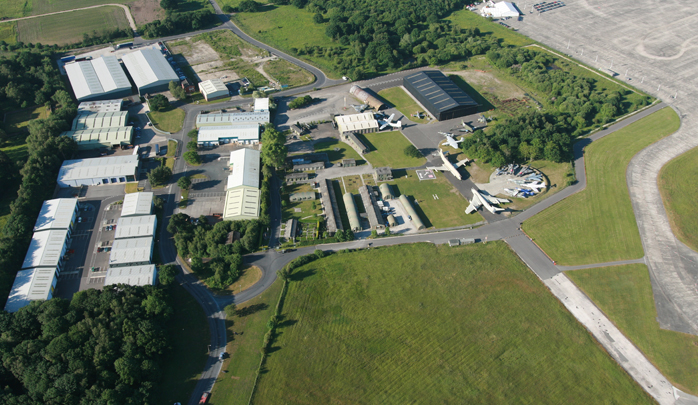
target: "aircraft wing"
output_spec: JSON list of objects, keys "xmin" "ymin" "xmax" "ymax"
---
[
  {"xmin": 379, "ymin": 122, "xmax": 389, "ymax": 130},
  {"xmin": 455, "ymin": 159, "xmax": 470, "ymax": 168},
  {"xmin": 465, "ymin": 193, "xmax": 482, "ymax": 214},
  {"xmin": 426, "ymin": 165, "xmax": 447, "ymax": 172}
]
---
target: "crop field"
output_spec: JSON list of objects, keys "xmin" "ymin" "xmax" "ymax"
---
[
  {"xmin": 360, "ymin": 131, "xmax": 426, "ymax": 169},
  {"xmin": 0, "ymin": 0, "xmax": 132, "ymax": 19},
  {"xmin": 389, "ymin": 170, "xmax": 482, "ymax": 228},
  {"xmin": 658, "ymin": 146, "xmax": 698, "ymax": 252},
  {"xmin": 263, "ymin": 58, "xmax": 315, "ymax": 88},
  {"xmin": 252, "ymin": 243, "xmax": 653, "ymax": 404},
  {"xmin": 313, "ymin": 138, "xmax": 364, "ymax": 165},
  {"xmin": 17, "ymin": 6, "xmax": 130, "ymax": 46},
  {"xmin": 447, "ymin": 9, "xmax": 534, "ymax": 47},
  {"xmin": 568, "ymin": 264, "xmax": 698, "ymax": 394},
  {"xmin": 523, "ymin": 107, "xmax": 680, "ymax": 265},
  {"xmin": 377, "ymin": 87, "xmax": 429, "ymax": 124}
]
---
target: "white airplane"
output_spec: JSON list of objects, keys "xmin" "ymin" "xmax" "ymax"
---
[
  {"xmin": 426, "ymin": 149, "xmax": 469, "ymax": 180},
  {"xmin": 352, "ymin": 104, "xmax": 368, "ymax": 112},
  {"xmin": 378, "ymin": 113, "xmax": 402, "ymax": 130},
  {"xmin": 440, "ymin": 133, "xmax": 463, "ymax": 149},
  {"xmin": 525, "ymin": 182, "xmax": 546, "ymax": 192},
  {"xmin": 465, "ymin": 189, "xmax": 507, "ymax": 214}
]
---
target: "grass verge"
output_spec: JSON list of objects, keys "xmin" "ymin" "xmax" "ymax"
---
[
  {"xmin": 658, "ymin": 146, "xmax": 698, "ymax": 252},
  {"xmin": 567, "ymin": 264, "xmax": 698, "ymax": 394},
  {"xmin": 312, "ymin": 138, "xmax": 364, "ymax": 165},
  {"xmin": 124, "ymin": 183, "xmax": 143, "ymax": 193},
  {"xmin": 1, "ymin": 0, "xmax": 133, "ymax": 18},
  {"xmin": 377, "ymin": 87, "xmax": 429, "ymax": 124},
  {"xmin": 446, "ymin": 9, "xmax": 534, "ymax": 47},
  {"xmin": 523, "ymin": 107, "xmax": 680, "ymax": 265},
  {"xmin": 149, "ymin": 107, "xmax": 185, "ymax": 133},
  {"xmin": 252, "ymin": 243, "xmax": 654, "ymax": 404},
  {"xmin": 167, "ymin": 140, "xmax": 177, "ymax": 157},
  {"xmin": 360, "ymin": 131, "xmax": 426, "ymax": 169}
]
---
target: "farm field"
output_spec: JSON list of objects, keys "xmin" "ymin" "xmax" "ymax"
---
[
  {"xmin": 17, "ymin": 6, "xmax": 130, "ymax": 46},
  {"xmin": 523, "ymin": 107, "xmax": 680, "ymax": 265},
  {"xmin": 149, "ymin": 107, "xmax": 185, "ymax": 133},
  {"xmin": 389, "ymin": 170, "xmax": 482, "ymax": 228},
  {"xmin": 252, "ymin": 243, "xmax": 654, "ymax": 404},
  {"xmin": 313, "ymin": 138, "xmax": 364, "ymax": 165},
  {"xmin": 658, "ymin": 146, "xmax": 698, "ymax": 252},
  {"xmin": 568, "ymin": 264, "xmax": 698, "ymax": 394},
  {"xmin": 0, "ymin": 0, "xmax": 132, "ymax": 19},
  {"xmin": 377, "ymin": 87, "xmax": 429, "ymax": 124},
  {"xmin": 360, "ymin": 131, "xmax": 426, "ymax": 169}
]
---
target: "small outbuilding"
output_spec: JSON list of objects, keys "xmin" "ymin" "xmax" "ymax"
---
[
  {"xmin": 344, "ymin": 133, "xmax": 369, "ymax": 154},
  {"xmin": 293, "ymin": 161, "xmax": 324, "ymax": 172},
  {"xmin": 343, "ymin": 193, "xmax": 362, "ymax": 232},
  {"xmin": 386, "ymin": 214, "xmax": 397, "ymax": 227},
  {"xmin": 199, "ymin": 79, "xmax": 229, "ymax": 101},
  {"xmin": 341, "ymin": 158, "xmax": 356, "ymax": 167},
  {"xmin": 289, "ymin": 191, "xmax": 316, "ymax": 202},
  {"xmin": 374, "ymin": 167, "xmax": 393, "ymax": 182},
  {"xmin": 286, "ymin": 172, "xmax": 310, "ymax": 184},
  {"xmin": 399, "ymin": 195, "xmax": 426, "ymax": 230},
  {"xmin": 379, "ymin": 183, "xmax": 394, "ymax": 200}
]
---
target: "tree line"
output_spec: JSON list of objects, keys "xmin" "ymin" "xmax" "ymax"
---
[{"xmin": 139, "ymin": 9, "xmax": 218, "ymax": 39}]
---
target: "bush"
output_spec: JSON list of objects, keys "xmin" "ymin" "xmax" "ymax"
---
[
  {"xmin": 158, "ymin": 264, "xmax": 178, "ymax": 286},
  {"xmin": 187, "ymin": 129, "xmax": 198, "ymax": 138},
  {"xmin": 239, "ymin": 0, "xmax": 261, "ymax": 12},
  {"xmin": 404, "ymin": 145, "xmax": 422, "ymax": 159},
  {"xmin": 187, "ymin": 140, "xmax": 198, "ymax": 151},
  {"xmin": 148, "ymin": 165, "xmax": 172, "ymax": 187},
  {"xmin": 288, "ymin": 95, "xmax": 313, "ymax": 109},
  {"xmin": 148, "ymin": 94, "xmax": 169, "ymax": 112},
  {"xmin": 224, "ymin": 303, "xmax": 238, "ymax": 317},
  {"xmin": 177, "ymin": 176, "xmax": 191, "ymax": 190},
  {"xmin": 222, "ymin": 4, "xmax": 233, "ymax": 13},
  {"xmin": 315, "ymin": 249, "xmax": 324, "ymax": 259},
  {"xmin": 169, "ymin": 80, "xmax": 186, "ymax": 100},
  {"xmin": 183, "ymin": 150, "xmax": 202, "ymax": 165}
]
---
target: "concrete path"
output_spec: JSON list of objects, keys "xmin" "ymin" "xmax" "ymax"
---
[
  {"xmin": 0, "ymin": 4, "xmax": 138, "ymax": 32},
  {"xmin": 557, "ymin": 258, "xmax": 647, "ymax": 271}
]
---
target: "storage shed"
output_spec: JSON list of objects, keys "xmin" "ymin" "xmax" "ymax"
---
[
  {"xmin": 379, "ymin": 183, "xmax": 394, "ymax": 200},
  {"xmin": 199, "ymin": 79, "xmax": 229, "ymax": 101},
  {"xmin": 386, "ymin": 214, "xmax": 397, "ymax": 227},
  {"xmin": 403, "ymin": 71, "xmax": 479, "ymax": 121},
  {"xmin": 399, "ymin": 195, "xmax": 426, "ymax": 230},
  {"xmin": 343, "ymin": 193, "xmax": 362, "ymax": 232},
  {"xmin": 349, "ymin": 85, "xmax": 384, "ymax": 110}
]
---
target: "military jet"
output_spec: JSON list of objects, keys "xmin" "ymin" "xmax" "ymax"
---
[{"xmin": 378, "ymin": 113, "xmax": 402, "ymax": 130}]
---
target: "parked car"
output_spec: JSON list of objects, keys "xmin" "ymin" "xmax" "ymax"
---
[{"xmin": 199, "ymin": 393, "xmax": 210, "ymax": 404}]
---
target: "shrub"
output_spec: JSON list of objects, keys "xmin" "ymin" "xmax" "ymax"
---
[{"xmin": 183, "ymin": 150, "xmax": 202, "ymax": 165}]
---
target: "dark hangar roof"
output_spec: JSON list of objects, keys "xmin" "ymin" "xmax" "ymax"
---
[{"xmin": 404, "ymin": 71, "xmax": 478, "ymax": 113}]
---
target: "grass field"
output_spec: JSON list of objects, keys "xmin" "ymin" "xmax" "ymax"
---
[
  {"xmin": 167, "ymin": 139, "xmax": 177, "ymax": 157},
  {"xmin": 0, "ymin": 23, "xmax": 16, "ymax": 44},
  {"xmin": 377, "ymin": 87, "xmax": 429, "ymax": 124},
  {"xmin": 658, "ymin": 146, "xmax": 698, "ymax": 252},
  {"xmin": 390, "ymin": 170, "xmax": 483, "ymax": 228},
  {"xmin": 263, "ymin": 58, "xmax": 315, "ymax": 88},
  {"xmin": 3, "ymin": 105, "xmax": 50, "ymax": 134},
  {"xmin": 447, "ymin": 9, "xmax": 534, "ymax": 47},
  {"xmin": 17, "ymin": 6, "xmax": 131, "ymax": 46},
  {"xmin": 149, "ymin": 107, "xmax": 185, "ymax": 133},
  {"xmin": 313, "ymin": 138, "xmax": 364, "ymax": 165},
  {"xmin": 282, "ymin": 183, "xmax": 322, "ymax": 223},
  {"xmin": 523, "ymin": 107, "xmax": 680, "ymax": 265},
  {"xmin": 0, "ymin": 0, "xmax": 133, "ymax": 18},
  {"xmin": 154, "ymin": 284, "xmax": 210, "ymax": 404},
  {"xmin": 360, "ymin": 131, "xmax": 426, "ymax": 169},
  {"xmin": 252, "ymin": 243, "xmax": 653, "ymax": 404},
  {"xmin": 568, "ymin": 264, "xmax": 698, "ymax": 394},
  {"xmin": 211, "ymin": 278, "xmax": 282, "ymax": 405}
]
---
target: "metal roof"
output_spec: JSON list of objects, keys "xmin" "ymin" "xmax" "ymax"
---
[
  {"xmin": 223, "ymin": 187, "xmax": 260, "ymax": 219},
  {"xmin": 105, "ymin": 264, "xmax": 157, "ymax": 286},
  {"xmin": 343, "ymin": 192, "xmax": 361, "ymax": 231},
  {"xmin": 115, "ymin": 215, "xmax": 157, "ymax": 239},
  {"xmin": 198, "ymin": 125, "xmax": 259, "ymax": 143},
  {"xmin": 360, "ymin": 185, "xmax": 385, "ymax": 229},
  {"xmin": 335, "ymin": 113, "xmax": 378, "ymax": 133},
  {"xmin": 254, "ymin": 97, "xmax": 269, "ymax": 112},
  {"xmin": 121, "ymin": 48, "xmax": 178, "ymax": 90},
  {"xmin": 92, "ymin": 56, "xmax": 132, "ymax": 92},
  {"xmin": 4, "ymin": 268, "xmax": 58, "ymax": 313},
  {"xmin": 58, "ymin": 155, "xmax": 139, "ymax": 183},
  {"xmin": 22, "ymin": 230, "xmax": 69, "ymax": 269},
  {"xmin": 72, "ymin": 111, "xmax": 129, "ymax": 130},
  {"xmin": 199, "ymin": 79, "xmax": 228, "ymax": 96},
  {"xmin": 196, "ymin": 111, "xmax": 269, "ymax": 127},
  {"xmin": 121, "ymin": 192, "xmax": 153, "ymax": 217},
  {"xmin": 227, "ymin": 148, "xmax": 260, "ymax": 189},
  {"xmin": 78, "ymin": 99, "xmax": 123, "ymax": 113},
  {"xmin": 403, "ymin": 71, "xmax": 478, "ymax": 114},
  {"xmin": 109, "ymin": 237, "xmax": 153, "ymax": 266},
  {"xmin": 34, "ymin": 199, "xmax": 78, "ymax": 232},
  {"xmin": 65, "ymin": 57, "xmax": 131, "ymax": 101},
  {"xmin": 319, "ymin": 179, "xmax": 342, "ymax": 233},
  {"xmin": 61, "ymin": 127, "xmax": 133, "ymax": 147}
]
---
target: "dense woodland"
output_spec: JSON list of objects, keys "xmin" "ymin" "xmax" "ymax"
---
[
  {"xmin": 0, "ymin": 286, "xmax": 172, "ymax": 404},
  {"xmin": 140, "ymin": 8, "xmax": 218, "ymax": 39}
]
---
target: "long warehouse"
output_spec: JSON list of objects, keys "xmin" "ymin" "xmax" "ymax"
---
[
  {"xmin": 57, "ymin": 155, "xmax": 139, "ymax": 187},
  {"xmin": 65, "ymin": 56, "xmax": 132, "ymax": 101},
  {"xmin": 121, "ymin": 48, "xmax": 179, "ymax": 95}
]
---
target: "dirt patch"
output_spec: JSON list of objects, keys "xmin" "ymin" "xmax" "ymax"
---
[
  {"xmin": 197, "ymin": 68, "xmax": 240, "ymax": 82},
  {"xmin": 128, "ymin": 0, "xmax": 165, "ymax": 26},
  {"xmin": 168, "ymin": 37, "xmax": 219, "ymax": 65}
]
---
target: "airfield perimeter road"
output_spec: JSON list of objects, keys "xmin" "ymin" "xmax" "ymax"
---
[{"xmin": 128, "ymin": 2, "xmax": 698, "ymax": 403}]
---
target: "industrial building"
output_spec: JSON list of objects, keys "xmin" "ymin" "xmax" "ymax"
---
[
  {"xmin": 121, "ymin": 48, "xmax": 179, "ymax": 95},
  {"xmin": 22, "ymin": 229, "xmax": 70, "ymax": 272},
  {"xmin": 403, "ymin": 71, "xmax": 479, "ymax": 121},
  {"xmin": 335, "ymin": 113, "xmax": 379, "ymax": 136},
  {"xmin": 72, "ymin": 111, "xmax": 129, "ymax": 130},
  {"xmin": 285, "ymin": 172, "xmax": 310, "ymax": 184},
  {"xmin": 122, "ymin": 192, "xmax": 154, "ymax": 217},
  {"xmin": 341, "ymin": 158, "xmax": 356, "ymax": 167},
  {"xmin": 360, "ymin": 185, "xmax": 385, "ymax": 230},
  {"xmin": 195, "ymin": 111, "xmax": 270, "ymax": 128},
  {"xmin": 290, "ymin": 191, "xmax": 316, "ymax": 202},
  {"xmin": 254, "ymin": 98, "xmax": 270, "ymax": 112},
  {"xmin": 223, "ymin": 148, "xmax": 261, "ymax": 221},
  {"xmin": 4, "ymin": 268, "xmax": 58, "ymax": 313},
  {"xmin": 57, "ymin": 155, "xmax": 139, "ymax": 187},
  {"xmin": 349, "ymin": 85, "xmax": 384, "ymax": 110},
  {"xmin": 374, "ymin": 167, "xmax": 393, "ymax": 182},
  {"xmin": 343, "ymin": 193, "xmax": 362, "ymax": 232},
  {"xmin": 199, "ymin": 79, "xmax": 229, "ymax": 101},
  {"xmin": 379, "ymin": 183, "xmax": 395, "ymax": 200},
  {"xmin": 114, "ymin": 215, "xmax": 157, "ymax": 239},
  {"xmin": 109, "ymin": 237, "xmax": 154, "ymax": 267},
  {"xmin": 61, "ymin": 127, "xmax": 134, "ymax": 150},
  {"xmin": 319, "ymin": 179, "xmax": 343, "ymax": 235},
  {"xmin": 343, "ymin": 133, "xmax": 369, "ymax": 154},
  {"xmin": 283, "ymin": 219, "xmax": 297, "ymax": 241},
  {"xmin": 78, "ymin": 99, "xmax": 124, "ymax": 113},
  {"xmin": 293, "ymin": 162, "xmax": 324, "ymax": 172},
  {"xmin": 399, "ymin": 195, "xmax": 426, "ymax": 230},
  {"xmin": 65, "ymin": 56, "xmax": 132, "ymax": 101},
  {"xmin": 104, "ymin": 264, "xmax": 158, "ymax": 287},
  {"xmin": 197, "ymin": 125, "xmax": 259, "ymax": 147},
  {"xmin": 34, "ymin": 198, "xmax": 79, "ymax": 235},
  {"xmin": 481, "ymin": 1, "xmax": 521, "ymax": 18}
]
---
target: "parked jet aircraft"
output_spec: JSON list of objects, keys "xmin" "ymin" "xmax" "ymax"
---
[
  {"xmin": 378, "ymin": 113, "xmax": 402, "ymax": 130},
  {"xmin": 440, "ymin": 133, "xmax": 463, "ymax": 149},
  {"xmin": 465, "ymin": 189, "xmax": 508, "ymax": 214},
  {"xmin": 426, "ymin": 149, "xmax": 469, "ymax": 180},
  {"xmin": 352, "ymin": 104, "xmax": 368, "ymax": 112}
]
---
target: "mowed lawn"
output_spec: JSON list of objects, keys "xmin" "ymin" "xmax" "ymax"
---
[
  {"xmin": 377, "ymin": 87, "xmax": 429, "ymax": 124},
  {"xmin": 568, "ymin": 264, "xmax": 698, "ymax": 394},
  {"xmin": 313, "ymin": 138, "xmax": 364, "ymax": 165},
  {"xmin": 1, "ymin": 0, "xmax": 132, "ymax": 18},
  {"xmin": 360, "ymin": 131, "xmax": 426, "ymax": 169},
  {"xmin": 252, "ymin": 243, "xmax": 654, "ymax": 404},
  {"xmin": 17, "ymin": 7, "xmax": 130, "ymax": 46},
  {"xmin": 390, "ymin": 170, "xmax": 483, "ymax": 228},
  {"xmin": 658, "ymin": 146, "xmax": 698, "ymax": 252},
  {"xmin": 149, "ymin": 107, "xmax": 185, "ymax": 133},
  {"xmin": 523, "ymin": 107, "xmax": 680, "ymax": 265}
]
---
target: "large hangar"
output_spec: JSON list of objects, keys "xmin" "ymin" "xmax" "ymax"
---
[
  {"xmin": 403, "ymin": 71, "xmax": 479, "ymax": 121},
  {"xmin": 121, "ymin": 48, "xmax": 179, "ymax": 95},
  {"xmin": 57, "ymin": 155, "xmax": 139, "ymax": 187},
  {"xmin": 65, "ymin": 56, "xmax": 132, "ymax": 101}
]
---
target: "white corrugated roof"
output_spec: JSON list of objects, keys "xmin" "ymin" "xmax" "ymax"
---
[
  {"xmin": 121, "ymin": 48, "xmax": 178, "ymax": 90},
  {"xmin": 61, "ymin": 127, "xmax": 133, "ymax": 147},
  {"xmin": 72, "ymin": 111, "xmax": 129, "ymax": 130},
  {"xmin": 196, "ymin": 111, "xmax": 269, "ymax": 127},
  {"xmin": 335, "ymin": 113, "xmax": 375, "ymax": 124},
  {"xmin": 58, "ymin": 155, "xmax": 138, "ymax": 183},
  {"xmin": 91, "ymin": 56, "xmax": 131, "ymax": 92},
  {"xmin": 66, "ymin": 61, "xmax": 103, "ymax": 100},
  {"xmin": 227, "ymin": 148, "xmax": 260, "ymax": 189},
  {"xmin": 105, "ymin": 264, "xmax": 157, "ymax": 286},
  {"xmin": 223, "ymin": 187, "xmax": 260, "ymax": 219},
  {"xmin": 121, "ymin": 192, "xmax": 153, "ymax": 216},
  {"xmin": 198, "ymin": 125, "xmax": 259, "ymax": 143},
  {"xmin": 254, "ymin": 98, "xmax": 269, "ymax": 112},
  {"xmin": 78, "ymin": 99, "xmax": 123, "ymax": 112},
  {"xmin": 22, "ymin": 230, "xmax": 69, "ymax": 269},
  {"xmin": 199, "ymin": 79, "xmax": 228, "ymax": 96},
  {"xmin": 115, "ymin": 215, "xmax": 156, "ymax": 239},
  {"xmin": 109, "ymin": 237, "xmax": 153, "ymax": 265},
  {"xmin": 34, "ymin": 199, "xmax": 78, "ymax": 232},
  {"xmin": 4, "ymin": 268, "xmax": 58, "ymax": 312}
]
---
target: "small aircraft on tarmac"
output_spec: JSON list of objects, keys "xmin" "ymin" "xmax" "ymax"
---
[
  {"xmin": 439, "ymin": 132, "xmax": 463, "ymax": 149},
  {"xmin": 378, "ymin": 113, "xmax": 402, "ymax": 130},
  {"xmin": 465, "ymin": 189, "xmax": 510, "ymax": 214},
  {"xmin": 351, "ymin": 104, "xmax": 369, "ymax": 112},
  {"xmin": 426, "ymin": 149, "xmax": 469, "ymax": 180}
]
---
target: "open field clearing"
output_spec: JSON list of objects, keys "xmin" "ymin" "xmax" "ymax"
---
[
  {"xmin": 447, "ymin": 9, "xmax": 533, "ymax": 47},
  {"xmin": 568, "ymin": 264, "xmax": 698, "ymax": 394},
  {"xmin": 211, "ymin": 279, "xmax": 282, "ymax": 405},
  {"xmin": 360, "ymin": 131, "xmax": 426, "ymax": 169},
  {"xmin": 0, "ymin": 0, "xmax": 132, "ymax": 18},
  {"xmin": 17, "ymin": 6, "xmax": 130, "ymax": 46},
  {"xmin": 263, "ymin": 58, "xmax": 315, "ymax": 88},
  {"xmin": 390, "ymin": 170, "xmax": 482, "ymax": 228},
  {"xmin": 149, "ymin": 107, "xmax": 185, "ymax": 133},
  {"xmin": 0, "ymin": 23, "xmax": 16, "ymax": 44},
  {"xmin": 377, "ymin": 87, "xmax": 429, "ymax": 124},
  {"xmin": 658, "ymin": 146, "xmax": 698, "ymax": 252},
  {"xmin": 252, "ymin": 243, "xmax": 653, "ymax": 404},
  {"xmin": 313, "ymin": 138, "xmax": 364, "ymax": 165},
  {"xmin": 523, "ymin": 107, "xmax": 680, "ymax": 265}
]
